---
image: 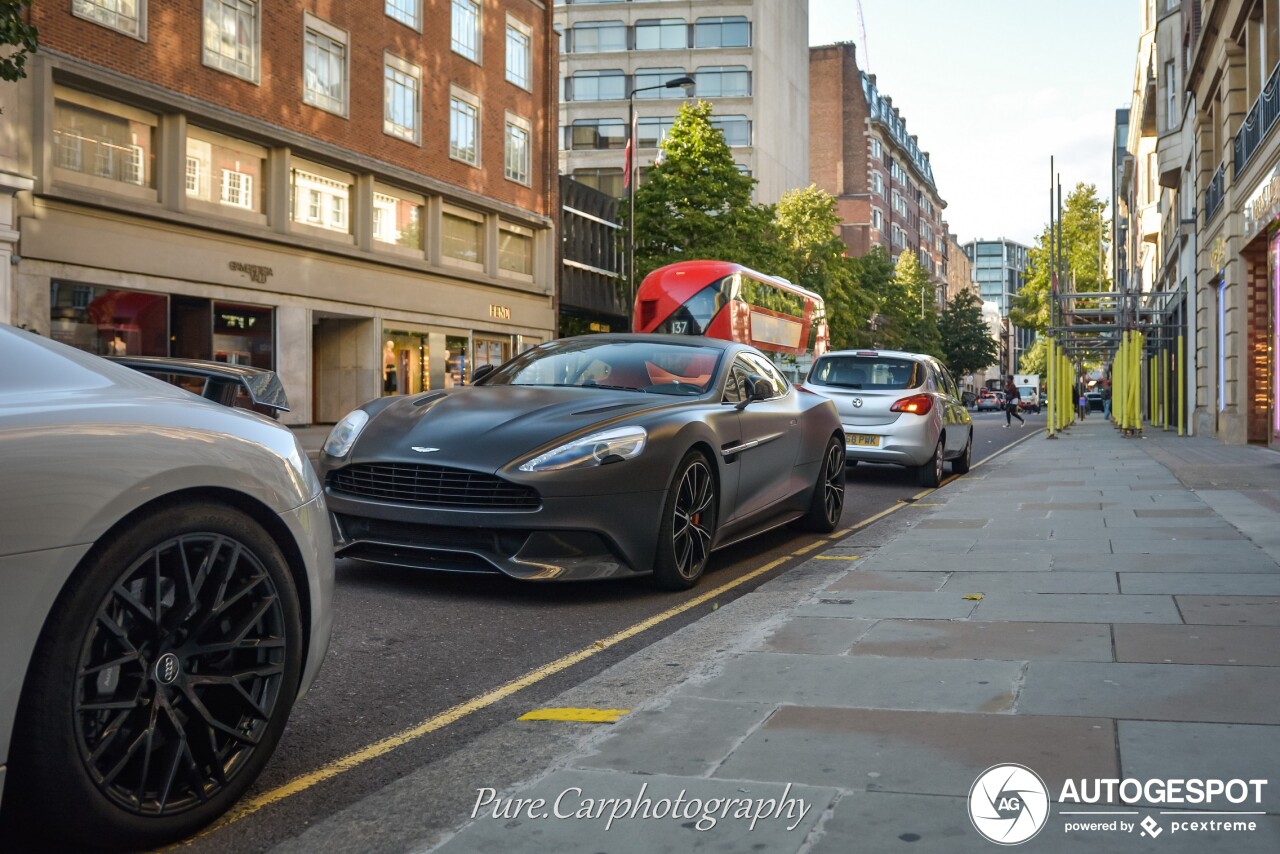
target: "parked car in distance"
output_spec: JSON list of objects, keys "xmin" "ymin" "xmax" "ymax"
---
[
  {"xmin": 0, "ymin": 325, "xmax": 334, "ymax": 850},
  {"xmin": 975, "ymin": 390, "xmax": 1005, "ymax": 412},
  {"xmin": 803, "ymin": 349, "xmax": 973, "ymax": 487},
  {"xmin": 1086, "ymin": 391, "xmax": 1104, "ymax": 412},
  {"xmin": 108, "ymin": 356, "xmax": 290, "ymax": 418},
  {"xmin": 319, "ymin": 335, "xmax": 846, "ymax": 590}
]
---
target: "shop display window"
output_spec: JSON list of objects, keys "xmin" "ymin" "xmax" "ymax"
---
[{"xmin": 49, "ymin": 283, "xmax": 168, "ymax": 357}]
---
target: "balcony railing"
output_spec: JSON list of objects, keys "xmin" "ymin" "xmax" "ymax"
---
[
  {"xmin": 1234, "ymin": 61, "xmax": 1280, "ymax": 176},
  {"xmin": 1204, "ymin": 161, "xmax": 1225, "ymax": 225}
]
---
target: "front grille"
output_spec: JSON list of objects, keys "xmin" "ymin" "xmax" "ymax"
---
[{"xmin": 328, "ymin": 463, "xmax": 540, "ymax": 510}]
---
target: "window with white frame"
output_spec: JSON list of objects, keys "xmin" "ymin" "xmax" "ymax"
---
[
  {"xmin": 871, "ymin": 208, "xmax": 883, "ymax": 231},
  {"xmin": 1165, "ymin": 59, "xmax": 1178, "ymax": 130},
  {"xmin": 73, "ymin": 0, "xmax": 144, "ymax": 38},
  {"xmin": 506, "ymin": 16, "xmax": 532, "ymax": 90},
  {"xmin": 384, "ymin": 53, "xmax": 421, "ymax": 142},
  {"xmin": 450, "ymin": 88, "xmax": 480, "ymax": 165},
  {"xmin": 505, "ymin": 114, "xmax": 531, "ymax": 185},
  {"xmin": 291, "ymin": 163, "xmax": 351, "ymax": 233},
  {"xmin": 452, "ymin": 0, "xmax": 481, "ymax": 62},
  {"xmin": 303, "ymin": 14, "xmax": 348, "ymax": 115},
  {"xmin": 499, "ymin": 222, "xmax": 533, "ymax": 276},
  {"xmin": 203, "ymin": 0, "xmax": 258, "ymax": 82},
  {"xmin": 872, "ymin": 172, "xmax": 884, "ymax": 196},
  {"xmin": 870, "ymin": 137, "xmax": 882, "ymax": 159},
  {"xmin": 185, "ymin": 127, "xmax": 265, "ymax": 213},
  {"xmin": 385, "ymin": 0, "xmax": 419, "ymax": 29},
  {"xmin": 442, "ymin": 208, "xmax": 484, "ymax": 266},
  {"xmin": 635, "ymin": 18, "xmax": 687, "ymax": 50}
]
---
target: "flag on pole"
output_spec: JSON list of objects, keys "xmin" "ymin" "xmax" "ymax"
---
[{"xmin": 623, "ymin": 137, "xmax": 632, "ymax": 188}]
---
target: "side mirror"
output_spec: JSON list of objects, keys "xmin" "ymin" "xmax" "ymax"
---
[
  {"xmin": 471, "ymin": 364, "xmax": 496, "ymax": 384},
  {"xmin": 737, "ymin": 374, "xmax": 772, "ymax": 409}
]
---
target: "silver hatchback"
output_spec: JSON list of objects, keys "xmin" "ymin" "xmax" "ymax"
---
[{"xmin": 803, "ymin": 349, "xmax": 974, "ymax": 486}]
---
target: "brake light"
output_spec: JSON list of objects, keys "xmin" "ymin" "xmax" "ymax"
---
[{"xmin": 890, "ymin": 394, "xmax": 933, "ymax": 415}]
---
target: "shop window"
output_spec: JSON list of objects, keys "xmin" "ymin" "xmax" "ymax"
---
[
  {"xmin": 213, "ymin": 302, "xmax": 273, "ymax": 369},
  {"xmin": 383, "ymin": 329, "xmax": 430, "ymax": 396},
  {"xmin": 446, "ymin": 334, "xmax": 470, "ymax": 387},
  {"xmin": 53, "ymin": 96, "xmax": 155, "ymax": 190},
  {"xmin": 474, "ymin": 336, "xmax": 511, "ymax": 373},
  {"xmin": 373, "ymin": 185, "xmax": 424, "ymax": 250},
  {"xmin": 49, "ymin": 282, "xmax": 168, "ymax": 357}
]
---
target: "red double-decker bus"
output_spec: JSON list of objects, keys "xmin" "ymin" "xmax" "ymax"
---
[{"xmin": 633, "ymin": 260, "xmax": 828, "ymax": 382}]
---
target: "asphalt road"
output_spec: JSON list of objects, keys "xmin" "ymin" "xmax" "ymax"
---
[{"xmin": 175, "ymin": 409, "xmax": 1044, "ymax": 852}]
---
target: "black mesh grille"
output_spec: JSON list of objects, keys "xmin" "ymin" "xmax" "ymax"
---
[{"xmin": 327, "ymin": 463, "xmax": 540, "ymax": 510}]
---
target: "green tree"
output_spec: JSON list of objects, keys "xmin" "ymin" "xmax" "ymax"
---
[
  {"xmin": 1010, "ymin": 182, "xmax": 1110, "ymax": 334},
  {"xmin": 629, "ymin": 100, "xmax": 775, "ymax": 284},
  {"xmin": 828, "ymin": 246, "xmax": 893, "ymax": 350},
  {"xmin": 892, "ymin": 250, "xmax": 941, "ymax": 356},
  {"xmin": 940, "ymin": 289, "xmax": 999, "ymax": 378},
  {"xmin": 1018, "ymin": 337, "xmax": 1047, "ymax": 375},
  {"xmin": 0, "ymin": 1, "xmax": 38, "ymax": 82}
]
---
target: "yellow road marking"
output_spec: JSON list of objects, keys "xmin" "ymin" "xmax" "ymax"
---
[
  {"xmin": 791, "ymin": 540, "xmax": 829, "ymax": 555},
  {"xmin": 195, "ymin": 436, "xmax": 1037, "ymax": 838},
  {"xmin": 812, "ymin": 554, "xmax": 860, "ymax": 560},
  {"xmin": 193, "ymin": 554, "xmax": 793, "ymax": 838},
  {"xmin": 518, "ymin": 708, "xmax": 629, "ymax": 723}
]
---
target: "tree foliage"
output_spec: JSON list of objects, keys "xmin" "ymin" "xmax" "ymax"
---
[
  {"xmin": 1018, "ymin": 336, "xmax": 1047, "ymax": 375},
  {"xmin": 0, "ymin": 1, "xmax": 38, "ymax": 82},
  {"xmin": 940, "ymin": 289, "xmax": 999, "ymax": 378},
  {"xmin": 1010, "ymin": 182, "xmax": 1110, "ymax": 333},
  {"xmin": 891, "ymin": 250, "xmax": 941, "ymax": 356}
]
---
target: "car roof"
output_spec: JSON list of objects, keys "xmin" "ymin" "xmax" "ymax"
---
[
  {"xmin": 555, "ymin": 333, "xmax": 737, "ymax": 351},
  {"xmin": 819, "ymin": 349, "xmax": 934, "ymax": 361}
]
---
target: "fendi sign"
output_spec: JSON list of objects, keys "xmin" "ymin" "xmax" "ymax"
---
[
  {"xmin": 1242, "ymin": 164, "xmax": 1280, "ymax": 242},
  {"xmin": 229, "ymin": 261, "xmax": 274, "ymax": 284},
  {"xmin": 489, "ymin": 304, "xmax": 511, "ymax": 320}
]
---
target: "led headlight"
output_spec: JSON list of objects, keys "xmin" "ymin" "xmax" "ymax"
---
[
  {"xmin": 518, "ymin": 426, "xmax": 647, "ymax": 472},
  {"xmin": 323, "ymin": 409, "xmax": 369, "ymax": 458}
]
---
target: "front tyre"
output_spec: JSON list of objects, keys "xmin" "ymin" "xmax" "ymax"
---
[
  {"xmin": 794, "ymin": 435, "xmax": 846, "ymax": 532},
  {"xmin": 652, "ymin": 452, "xmax": 717, "ymax": 590},
  {"xmin": 8, "ymin": 502, "xmax": 303, "ymax": 850}
]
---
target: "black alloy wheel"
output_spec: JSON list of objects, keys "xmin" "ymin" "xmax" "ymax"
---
[
  {"xmin": 9, "ymin": 503, "xmax": 302, "ymax": 849},
  {"xmin": 794, "ymin": 435, "xmax": 846, "ymax": 532},
  {"xmin": 653, "ymin": 452, "xmax": 717, "ymax": 590}
]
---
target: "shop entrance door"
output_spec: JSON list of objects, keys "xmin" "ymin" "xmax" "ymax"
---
[{"xmin": 314, "ymin": 314, "xmax": 375, "ymax": 423}]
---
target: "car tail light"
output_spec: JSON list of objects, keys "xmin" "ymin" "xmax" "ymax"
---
[{"xmin": 890, "ymin": 394, "xmax": 933, "ymax": 415}]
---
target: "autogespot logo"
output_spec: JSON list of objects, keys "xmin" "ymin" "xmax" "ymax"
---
[{"xmin": 969, "ymin": 764, "xmax": 1050, "ymax": 845}]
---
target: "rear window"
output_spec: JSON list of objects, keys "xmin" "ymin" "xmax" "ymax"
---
[{"xmin": 808, "ymin": 355, "xmax": 923, "ymax": 390}]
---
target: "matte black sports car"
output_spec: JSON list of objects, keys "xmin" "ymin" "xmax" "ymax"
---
[{"xmin": 318, "ymin": 335, "xmax": 845, "ymax": 589}]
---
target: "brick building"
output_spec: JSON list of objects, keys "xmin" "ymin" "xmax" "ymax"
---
[
  {"xmin": 809, "ymin": 41, "xmax": 948, "ymax": 303},
  {"xmin": 0, "ymin": 0, "xmax": 559, "ymax": 425}
]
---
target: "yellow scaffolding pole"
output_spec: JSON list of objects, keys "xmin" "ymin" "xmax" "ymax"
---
[
  {"xmin": 1162, "ymin": 347, "xmax": 1170, "ymax": 430},
  {"xmin": 1178, "ymin": 334, "xmax": 1185, "ymax": 436}
]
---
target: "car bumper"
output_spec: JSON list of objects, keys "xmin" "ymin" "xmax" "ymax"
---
[
  {"xmin": 841, "ymin": 417, "xmax": 937, "ymax": 467},
  {"xmin": 277, "ymin": 493, "xmax": 335, "ymax": 700},
  {"xmin": 324, "ymin": 488, "xmax": 668, "ymax": 582}
]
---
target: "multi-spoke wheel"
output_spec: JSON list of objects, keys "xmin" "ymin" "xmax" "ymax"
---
[
  {"xmin": 794, "ymin": 435, "xmax": 846, "ymax": 532},
  {"xmin": 917, "ymin": 438, "xmax": 944, "ymax": 488},
  {"xmin": 9, "ymin": 502, "xmax": 302, "ymax": 849},
  {"xmin": 652, "ymin": 452, "xmax": 717, "ymax": 590}
]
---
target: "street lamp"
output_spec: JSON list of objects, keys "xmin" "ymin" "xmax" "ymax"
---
[{"xmin": 627, "ymin": 74, "xmax": 695, "ymax": 325}]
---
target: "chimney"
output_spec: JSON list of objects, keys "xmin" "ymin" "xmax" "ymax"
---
[
  {"xmin": 868, "ymin": 73, "xmax": 876, "ymax": 87},
  {"xmin": 884, "ymin": 96, "xmax": 893, "ymax": 110}
]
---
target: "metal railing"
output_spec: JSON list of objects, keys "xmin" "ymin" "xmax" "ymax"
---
[
  {"xmin": 1204, "ymin": 161, "xmax": 1225, "ymax": 224},
  {"xmin": 1234, "ymin": 61, "xmax": 1280, "ymax": 176}
]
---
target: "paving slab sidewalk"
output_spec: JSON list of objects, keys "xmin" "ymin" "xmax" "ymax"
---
[{"xmin": 279, "ymin": 421, "xmax": 1280, "ymax": 854}]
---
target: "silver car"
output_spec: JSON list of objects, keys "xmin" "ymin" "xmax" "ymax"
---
[
  {"xmin": 0, "ymin": 325, "xmax": 333, "ymax": 849},
  {"xmin": 803, "ymin": 349, "xmax": 974, "ymax": 487}
]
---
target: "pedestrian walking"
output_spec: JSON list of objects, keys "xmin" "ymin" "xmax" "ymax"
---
[
  {"xmin": 1078, "ymin": 392, "xmax": 1088, "ymax": 422},
  {"xmin": 1102, "ymin": 384, "xmax": 1112, "ymax": 420},
  {"xmin": 1003, "ymin": 376, "xmax": 1025, "ymax": 427}
]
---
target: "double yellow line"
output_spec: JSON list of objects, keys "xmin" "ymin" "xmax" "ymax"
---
[{"xmin": 196, "ymin": 427, "xmax": 1038, "ymax": 839}]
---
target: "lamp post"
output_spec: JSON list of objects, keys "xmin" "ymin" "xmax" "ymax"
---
[{"xmin": 627, "ymin": 75, "xmax": 695, "ymax": 326}]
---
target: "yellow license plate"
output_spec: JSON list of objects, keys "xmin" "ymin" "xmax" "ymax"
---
[{"xmin": 846, "ymin": 433, "xmax": 879, "ymax": 447}]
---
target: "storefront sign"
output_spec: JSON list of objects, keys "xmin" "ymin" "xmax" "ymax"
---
[
  {"xmin": 1242, "ymin": 164, "xmax": 1280, "ymax": 242},
  {"xmin": 229, "ymin": 261, "xmax": 274, "ymax": 284},
  {"xmin": 1210, "ymin": 237, "xmax": 1227, "ymax": 275},
  {"xmin": 489, "ymin": 304, "xmax": 511, "ymax": 320}
]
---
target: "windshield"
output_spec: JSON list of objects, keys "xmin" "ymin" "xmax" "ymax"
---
[
  {"xmin": 808, "ymin": 355, "xmax": 923, "ymax": 390},
  {"xmin": 480, "ymin": 339, "xmax": 722, "ymax": 395}
]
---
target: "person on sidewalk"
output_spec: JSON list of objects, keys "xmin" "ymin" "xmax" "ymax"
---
[
  {"xmin": 1102, "ymin": 384, "xmax": 1112, "ymax": 420},
  {"xmin": 1078, "ymin": 392, "xmax": 1089, "ymax": 421},
  {"xmin": 1003, "ymin": 376, "xmax": 1025, "ymax": 427}
]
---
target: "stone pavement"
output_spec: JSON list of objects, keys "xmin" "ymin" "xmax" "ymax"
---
[{"xmin": 282, "ymin": 420, "xmax": 1280, "ymax": 853}]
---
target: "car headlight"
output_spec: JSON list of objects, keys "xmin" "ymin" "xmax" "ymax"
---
[
  {"xmin": 518, "ymin": 426, "xmax": 647, "ymax": 473},
  {"xmin": 323, "ymin": 409, "xmax": 369, "ymax": 458}
]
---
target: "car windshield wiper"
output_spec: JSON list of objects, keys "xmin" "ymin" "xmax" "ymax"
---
[{"xmin": 585, "ymin": 384, "xmax": 648, "ymax": 393}]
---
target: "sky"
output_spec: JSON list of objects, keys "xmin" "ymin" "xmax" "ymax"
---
[{"xmin": 808, "ymin": 0, "xmax": 1138, "ymax": 247}]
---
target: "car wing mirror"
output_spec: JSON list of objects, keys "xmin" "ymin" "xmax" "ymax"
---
[
  {"xmin": 471, "ymin": 364, "xmax": 496, "ymax": 384},
  {"xmin": 736, "ymin": 374, "xmax": 772, "ymax": 410}
]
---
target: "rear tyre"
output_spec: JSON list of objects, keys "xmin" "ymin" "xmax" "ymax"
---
[
  {"xmin": 8, "ymin": 502, "xmax": 303, "ymax": 850},
  {"xmin": 917, "ymin": 439, "xmax": 944, "ymax": 488},
  {"xmin": 951, "ymin": 430, "xmax": 973, "ymax": 475},
  {"xmin": 794, "ymin": 435, "xmax": 846, "ymax": 532},
  {"xmin": 652, "ymin": 452, "xmax": 717, "ymax": 590}
]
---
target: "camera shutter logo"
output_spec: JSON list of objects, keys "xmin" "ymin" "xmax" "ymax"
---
[{"xmin": 968, "ymin": 764, "xmax": 1049, "ymax": 845}]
